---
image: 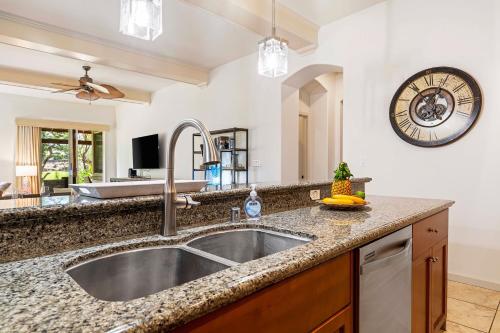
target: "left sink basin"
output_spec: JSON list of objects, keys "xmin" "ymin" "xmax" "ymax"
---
[{"xmin": 66, "ymin": 247, "xmax": 229, "ymax": 301}]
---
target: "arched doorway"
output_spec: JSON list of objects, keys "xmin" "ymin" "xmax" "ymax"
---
[{"xmin": 281, "ymin": 64, "xmax": 343, "ymax": 183}]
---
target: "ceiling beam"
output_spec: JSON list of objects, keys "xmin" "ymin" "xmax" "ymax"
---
[
  {"xmin": 0, "ymin": 66, "xmax": 152, "ymax": 105},
  {"xmin": 0, "ymin": 15, "xmax": 209, "ymax": 86},
  {"xmin": 182, "ymin": 0, "xmax": 319, "ymax": 53}
]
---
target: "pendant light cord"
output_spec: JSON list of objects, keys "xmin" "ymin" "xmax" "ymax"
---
[{"xmin": 272, "ymin": 0, "xmax": 276, "ymax": 37}]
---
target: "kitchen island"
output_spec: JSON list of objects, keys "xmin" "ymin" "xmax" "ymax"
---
[{"xmin": 0, "ymin": 195, "xmax": 453, "ymax": 332}]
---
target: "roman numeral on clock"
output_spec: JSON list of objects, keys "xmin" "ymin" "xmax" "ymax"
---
[
  {"xmin": 439, "ymin": 74, "xmax": 450, "ymax": 88},
  {"xmin": 453, "ymin": 82, "xmax": 466, "ymax": 93},
  {"xmin": 456, "ymin": 111, "xmax": 470, "ymax": 118},
  {"xmin": 424, "ymin": 74, "xmax": 434, "ymax": 86},
  {"xmin": 410, "ymin": 127, "xmax": 420, "ymax": 139},
  {"xmin": 458, "ymin": 96, "xmax": 474, "ymax": 105},
  {"xmin": 395, "ymin": 110, "xmax": 407, "ymax": 117},
  {"xmin": 399, "ymin": 118, "xmax": 411, "ymax": 128},
  {"xmin": 409, "ymin": 82, "xmax": 420, "ymax": 93},
  {"xmin": 429, "ymin": 131, "xmax": 439, "ymax": 142}
]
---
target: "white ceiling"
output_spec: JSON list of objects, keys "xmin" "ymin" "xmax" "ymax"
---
[
  {"xmin": 0, "ymin": 0, "xmax": 262, "ymax": 69},
  {"xmin": 0, "ymin": 0, "xmax": 386, "ymax": 102},
  {"xmin": 0, "ymin": 44, "xmax": 174, "ymax": 92},
  {"xmin": 278, "ymin": 0, "xmax": 387, "ymax": 26}
]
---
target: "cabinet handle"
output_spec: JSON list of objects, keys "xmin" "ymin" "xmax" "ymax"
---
[
  {"xmin": 427, "ymin": 256, "xmax": 439, "ymax": 263},
  {"xmin": 427, "ymin": 228, "xmax": 439, "ymax": 233}
]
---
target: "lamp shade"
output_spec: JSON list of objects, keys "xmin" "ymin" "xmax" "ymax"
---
[{"xmin": 16, "ymin": 165, "xmax": 38, "ymax": 177}]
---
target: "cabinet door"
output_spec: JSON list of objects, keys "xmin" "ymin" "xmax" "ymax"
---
[
  {"xmin": 412, "ymin": 248, "xmax": 433, "ymax": 333},
  {"xmin": 312, "ymin": 305, "xmax": 352, "ymax": 333},
  {"xmin": 431, "ymin": 238, "xmax": 448, "ymax": 332},
  {"xmin": 173, "ymin": 253, "xmax": 351, "ymax": 333}
]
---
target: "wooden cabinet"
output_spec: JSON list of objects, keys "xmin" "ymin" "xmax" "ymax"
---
[
  {"xmin": 412, "ymin": 210, "xmax": 448, "ymax": 333},
  {"xmin": 312, "ymin": 305, "xmax": 352, "ymax": 333},
  {"xmin": 174, "ymin": 252, "xmax": 352, "ymax": 333}
]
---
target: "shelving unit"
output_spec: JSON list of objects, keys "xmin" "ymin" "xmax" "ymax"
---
[{"xmin": 192, "ymin": 128, "xmax": 248, "ymax": 187}]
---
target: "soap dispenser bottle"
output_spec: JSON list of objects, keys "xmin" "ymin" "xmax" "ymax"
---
[{"xmin": 244, "ymin": 184, "xmax": 262, "ymax": 220}]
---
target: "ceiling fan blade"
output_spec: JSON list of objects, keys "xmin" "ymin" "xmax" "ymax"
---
[
  {"xmin": 51, "ymin": 82, "xmax": 81, "ymax": 88},
  {"xmin": 76, "ymin": 90, "xmax": 100, "ymax": 101},
  {"xmin": 94, "ymin": 84, "xmax": 125, "ymax": 99},
  {"xmin": 85, "ymin": 82, "xmax": 110, "ymax": 94},
  {"xmin": 51, "ymin": 87, "xmax": 81, "ymax": 93}
]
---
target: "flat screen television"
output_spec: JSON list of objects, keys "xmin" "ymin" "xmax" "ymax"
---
[{"xmin": 132, "ymin": 134, "xmax": 160, "ymax": 169}]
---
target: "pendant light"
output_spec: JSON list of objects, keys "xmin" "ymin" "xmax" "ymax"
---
[
  {"xmin": 120, "ymin": 0, "xmax": 163, "ymax": 41},
  {"xmin": 258, "ymin": 0, "xmax": 289, "ymax": 78}
]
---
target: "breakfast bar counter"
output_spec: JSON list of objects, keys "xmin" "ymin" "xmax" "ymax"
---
[{"xmin": 0, "ymin": 195, "xmax": 453, "ymax": 332}]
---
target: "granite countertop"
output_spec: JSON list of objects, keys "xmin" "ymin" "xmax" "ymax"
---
[{"xmin": 0, "ymin": 195, "xmax": 453, "ymax": 332}]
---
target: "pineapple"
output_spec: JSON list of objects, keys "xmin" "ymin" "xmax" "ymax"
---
[{"xmin": 331, "ymin": 162, "xmax": 353, "ymax": 196}]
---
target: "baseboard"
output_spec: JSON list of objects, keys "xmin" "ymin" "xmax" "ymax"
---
[{"xmin": 449, "ymin": 273, "xmax": 500, "ymax": 291}]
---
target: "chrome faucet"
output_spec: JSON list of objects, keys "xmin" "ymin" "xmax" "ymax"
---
[{"xmin": 162, "ymin": 119, "xmax": 219, "ymax": 236}]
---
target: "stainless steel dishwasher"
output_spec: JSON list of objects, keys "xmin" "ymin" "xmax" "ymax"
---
[{"xmin": 359, "ymin": 225, "xmax": 412, "ymax": 333}]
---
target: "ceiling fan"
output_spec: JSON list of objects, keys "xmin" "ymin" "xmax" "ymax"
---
[{"xmin": 51, "ymin": 65, "xmax": 125, "ymax": 102}]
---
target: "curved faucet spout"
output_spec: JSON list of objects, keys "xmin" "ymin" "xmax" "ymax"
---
[{"xmin": 162, "ymin": 119, "xmax": 219, "ymax": 236}]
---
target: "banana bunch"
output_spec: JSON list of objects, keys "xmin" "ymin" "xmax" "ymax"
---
[{"xmin": 322, "ymin": 195, "xmax": 366, "ymax": 205}]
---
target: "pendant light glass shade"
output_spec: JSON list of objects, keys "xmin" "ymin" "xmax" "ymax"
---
[
  {"xmin": 258, "ymin": 37, "xmax": 288, "ymax": 78},
  {"xmin": 257, "ymin": 0, "xmax": 288, "ymax": 78},
  {"xmin": 120, "ymin": 0, "xmax": 162, "ymax": 41}
]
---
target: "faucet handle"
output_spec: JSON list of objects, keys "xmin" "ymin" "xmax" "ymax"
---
[
  {"xmin": 185, "ymin": 195, "xmax": 200, "ymax": 208},
  {"xmin": 177, "ymin": 195, "xmax": 200, "ymax": 209}
]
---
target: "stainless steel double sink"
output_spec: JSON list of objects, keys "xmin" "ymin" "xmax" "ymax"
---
[{"xmin": 66, "ymin": 229, "xmax": 311, "ymax": 301}]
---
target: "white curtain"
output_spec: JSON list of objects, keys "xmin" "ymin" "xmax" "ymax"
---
[{"xmin": 16, "ymin": 126, "xmax": 41, "ymax": 194}]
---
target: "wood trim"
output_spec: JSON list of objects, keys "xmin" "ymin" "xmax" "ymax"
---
[
  {"xmin": 173, "ymin": 252, "xmax": 352, "ymax": 333},
  {"xmin": 413, "ymin": 210, "xmax": 449, "ymax": 260},
  {"xmin": 16, "ymin": 118, "xmax": 110, "ymax": 132},
  {"xmin": 312, "ymin": 305, "xmax": 352, "ymax": 333},
  {"xmin": 0, "ymin": 15, "xmax": 209, "ymax": 86},
  {"xmin": 182, "ymin": 0, "xmax": 318, "ymax": 52},
  {"xmin": 0, "ymin": 66, "xmax": 152, "ymax": 104},
  {"xmin": 431, "ymin": 238, "xmax": 448, "ymax": 332}
]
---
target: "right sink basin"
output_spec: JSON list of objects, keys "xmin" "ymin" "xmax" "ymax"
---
[{"xmin": 187, "ymin": 229, "xmax": 311, "ymax": 263}]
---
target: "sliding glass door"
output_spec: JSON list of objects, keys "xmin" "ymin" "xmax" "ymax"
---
[
  {"xmin": 75, "ymin": 130, "xmax": 104, "ymax": 183},
  {"xmin": 40, "ymin": 128, "xmax": 104, "ymax": 194}
]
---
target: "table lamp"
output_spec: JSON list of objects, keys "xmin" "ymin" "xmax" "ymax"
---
[{"xmin": 16, "ymin": 165, "xmax": 38, "ymax": 194}]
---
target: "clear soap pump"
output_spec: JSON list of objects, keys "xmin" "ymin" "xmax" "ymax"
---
[{"xmin": 244, "ymin": 184, "xmax": 262, "ymax": 220}]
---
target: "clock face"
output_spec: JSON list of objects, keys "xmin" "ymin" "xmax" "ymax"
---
[{"xmin": 390, "ymin": 67, "xmax": 482, "ymax": 147}]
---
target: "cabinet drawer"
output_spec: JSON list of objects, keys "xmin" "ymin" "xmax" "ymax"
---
[
  {"xmin": 174, "ymin": 252, "xmax": 352, "ymax": 333},
  {"xmin": 312, "ymin": 305, "xmax": 352, "ymax": 333},
  {"xmin": 413, "ymin": 210, "xmax": 448, "ymax": 260}
]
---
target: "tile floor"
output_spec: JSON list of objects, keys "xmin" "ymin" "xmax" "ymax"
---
[{"xmin": 443, "ymin": 280, "xmax": 500, "ymax": 333}]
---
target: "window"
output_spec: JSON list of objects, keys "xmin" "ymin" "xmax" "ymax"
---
[{"xmin": 41, "ymin": 128, "xmax": 104, "ymax": 192}]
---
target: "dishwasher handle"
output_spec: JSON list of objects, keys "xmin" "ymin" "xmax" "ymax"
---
[{"xmin": 360, "ymin": 238, "xmax": 412, "ymax": 275}]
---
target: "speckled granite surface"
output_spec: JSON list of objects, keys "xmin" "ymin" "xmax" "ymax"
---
[
  {"xmin": 1, "ymin": 182, "xmax": 340, "ymax": 262},
  {"xmin": 0, "ymin": 195, "xmax": 452, "ymax": 332}
]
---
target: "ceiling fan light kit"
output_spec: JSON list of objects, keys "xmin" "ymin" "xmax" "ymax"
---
[
  {"xmin": 120, "ymin": 0, "xmax": 163, "ymax": 41},
  {"xmin": 258, "ymin": 0, "xmax": 288, "ymax": 78}
]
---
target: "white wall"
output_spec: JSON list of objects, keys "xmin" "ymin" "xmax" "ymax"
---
[
  {"xmin": 115, "ymin": 59, "xmax": 250, "ymax": 180},
  {"xmin": 0, "ymin": 93, "xmax": 116, "ymax": 185},
  {"xmin": 114, "ymin": 0, "xmax": 500, "ymax": 286},
  {"xmin": 296, "ymin": 0, "xmax": 500, "ymax": 287}
]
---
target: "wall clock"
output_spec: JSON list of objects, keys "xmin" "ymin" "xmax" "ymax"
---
[{"xmin": 389, "ymin": 67, "xmax": 482, "ymax": 147}]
